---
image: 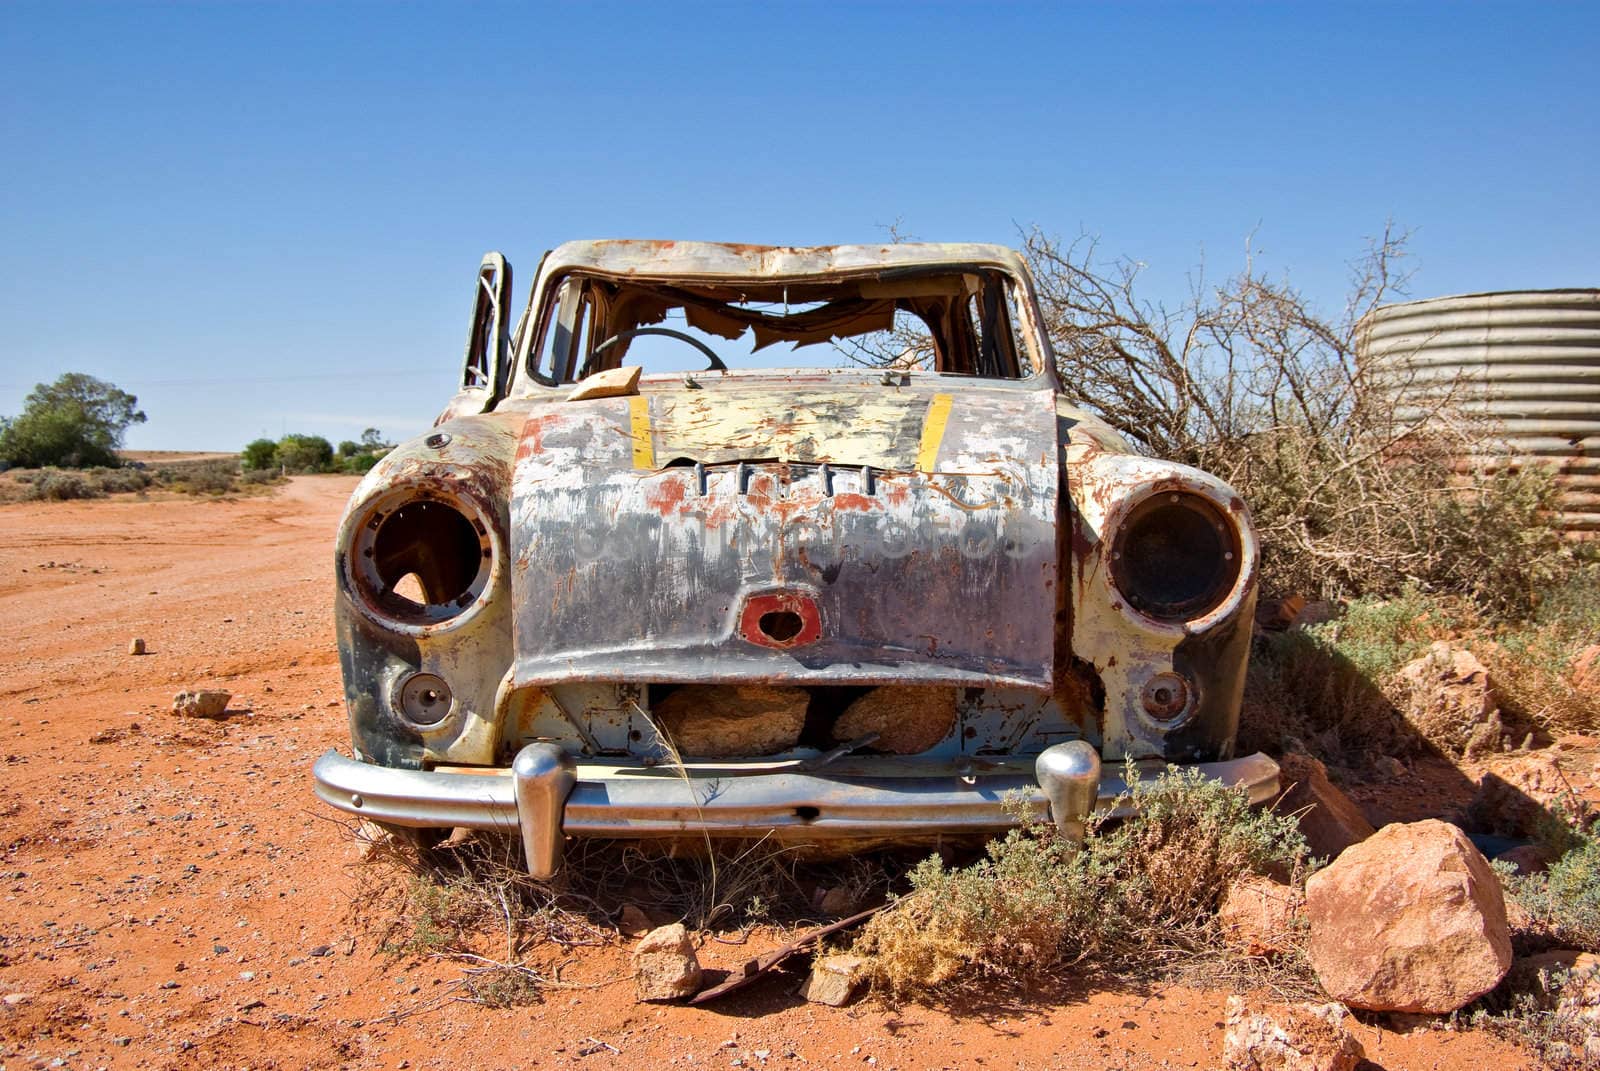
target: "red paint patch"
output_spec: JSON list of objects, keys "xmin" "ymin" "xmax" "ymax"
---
[
  {"xmin": 645, "ymin": 475, "xmax": 688, "ymax": 515},
  {"xmin": 831, "ymin": 493, "xmax": 877, "ymax": 512},
  {"xmin": 518, "ymin": 412, "xmax": 562, "ymax": 460},
  {"xmin": 739, "ymin": 591, "xmax": 823, "ymax": 649}
]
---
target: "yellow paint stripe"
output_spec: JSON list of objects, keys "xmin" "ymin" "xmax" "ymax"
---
[
  {"xmin": 629, "ymin": 394, "xmax": 655, "ymax": 470},
  {"xmin": 917, "ymin": 393, "xmax": 953, "ymax": 472}
]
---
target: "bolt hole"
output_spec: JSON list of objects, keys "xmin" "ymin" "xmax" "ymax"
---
[
  {"xmin": 793, "ymin": 806, "xmax": 820, "ymax": 822},
  {"xmin": 758, "ymin": 610, "xmax": 804, "ymax": 643},
  {"xmin": 1153, "ymin": 687, "xmax": 1172, "ymax": 705}
]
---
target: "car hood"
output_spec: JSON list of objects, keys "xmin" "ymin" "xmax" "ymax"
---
[{"xmin": 507, "ymin": 376, "xmax": 1062, "ymax": 689}]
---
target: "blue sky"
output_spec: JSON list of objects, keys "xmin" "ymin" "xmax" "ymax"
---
[{"xmin": 2, "ymin": 2, "xmax": 1596, "ymax": 450}]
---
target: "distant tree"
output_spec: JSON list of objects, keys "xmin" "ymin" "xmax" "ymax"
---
[
  {"xmin": 336, "ymin": 440, "xmax": 362, "ymax": 459},
  {"xmin": 275, "ymin": 434, "xmax": 334, "ymax": 474},
  {"xmin": 359, "ymin": 427, "xmax": 389, "ymax": 450},
  {"xmin": 241, "ymin": 438, "xmax": 279, "ymax": 471},
  {"xmin": 0, "ymin": 373, "xmax": 147, "ymax": 468}
]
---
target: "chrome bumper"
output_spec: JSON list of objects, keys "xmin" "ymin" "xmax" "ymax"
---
[{"xmin": 313, "ymin": 745, "xmax": 1280, "ymax": 879}]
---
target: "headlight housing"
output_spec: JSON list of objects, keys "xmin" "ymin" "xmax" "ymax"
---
[
  {"xmin": 1109, "ymin": 490, "xmax": 1242, "ymax": 623},
  {"xmin": 345, "ymin": 487, "xmax": 494, "ymax": 632}
]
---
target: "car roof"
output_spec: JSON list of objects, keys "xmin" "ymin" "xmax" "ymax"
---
[{"xmin": 540, "ymin": 239, "xmax": 1031, "ymax": 281}]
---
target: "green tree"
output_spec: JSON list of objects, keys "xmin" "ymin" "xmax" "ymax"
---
[
  {"xmin": 359, "ymin": 427, "xmax": 390, "ymax": 450},
  {"xmin": 0, "ymin": 373, "xmax": 147, "ymax": 468},
  {"xmin": 241, "ymin": 438, "xmax": 279, "ymax": 471},
  {"xmin": 336, "ymin": 440, "xmax": 361, "ymax": 459},
  {"xmin": 275, "ymin": 434, "xmax": 334, "ymax": 474}
]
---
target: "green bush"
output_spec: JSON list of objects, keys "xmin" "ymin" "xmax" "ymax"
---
[
  {"xmin": 274, "ymin": 434, "xmax": 334, "ymax": 474},
  {"xmin": 241, "ymin": 438, "xmax": 278, "ymax": 471},
  {"xmin": 1501, "ymin": 832, "xmax": 1600, "ymax": 953},
  {"xmin": 852, "ymin": 765, "xmax": 1308, "ymax": 996}
]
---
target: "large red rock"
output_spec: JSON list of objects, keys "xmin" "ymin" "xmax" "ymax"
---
[
  {"xmin": 1305, "ymin": 819, "xmax": 1511, "ymax": 1013},
  {"xmin": 1395, "ymin": 642, "xmax": 1505, "ymax": 759},
  {"xmin": 1221, "ymin": 995, "xmax": 1365, "ymax": 1071},
  {"xmin": 1276, "ymin": 753, "xmax": 1375, "ymax": 862}
]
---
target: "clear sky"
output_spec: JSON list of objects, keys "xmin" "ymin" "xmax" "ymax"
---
[{"xmin": 2, "ymin": 2, "xmax": 1596, "ymax": 451}]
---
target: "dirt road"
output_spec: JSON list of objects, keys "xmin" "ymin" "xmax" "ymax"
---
[{"xmin": 0, "ymin": 479, "xmax": 1528, "ymax": 1069}]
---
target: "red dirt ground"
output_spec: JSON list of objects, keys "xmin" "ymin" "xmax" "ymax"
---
[{"xmin": 0, "ymin": 478, "xmax": 1538, "ymax": 1069}]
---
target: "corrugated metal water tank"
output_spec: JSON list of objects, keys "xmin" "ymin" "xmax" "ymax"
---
[{"xmin": 1360, "ymin": 289, "xmax": 1600, "ymax": 535}]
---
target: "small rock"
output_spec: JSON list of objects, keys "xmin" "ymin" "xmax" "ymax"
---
[
  {"xmin": 632, "ymin": 923, "xmax": 701, "ymax": 1002},
  {"xmin": 1255, "ymin": 595, "xmax": 1308, "ymax": 632},
  {"xmin": 1468, "ymin": 751, "xmax": 1591, "ymax": 839},
  {"xmin": 816, "ymin": 886, "xmax": 857, "ymax": 917},
  {"xmin": 1396, "ymin": 642, "xmax": 1505, "ymax": 759},
  {"xmin": 799, "ymin": 953, "xmax": 866, "ymax": 1007},
  {"xmin": 618, "ymin": 904, "xmax": 653, "ymax": 937},
  {"xmin": 1372, "ymin": 755, "xmax": 1406, "ymax": 780},
  {"xmin": 1222, "ymin": 995, "xmax": 1365, "ymax": 1071},
  {"xmin": 172, "ymin": 689, "xmax": 231, "ymax": 719},
  {"xmin": 1218, "ymin": 875, "xmax": 1303, "ymax": 958},
  {"xmin": 1305, "ymin": 819, "xmax": 1511, "ymax": 1013},
  {"xmin": 1494, "ymin": 843, "xmax": 1550, "ymax": 876},
  {"xmin": 1571, "ymin": 644, "xmax": 1600, "ymax": 694},
  {"xmin": 2, "ymin": 993, "xmax": 32, "ymax": 1006},
  {"xmin": 1276, "ymin": 753, "xmax": 1375, "ymax": 862},
  {"xmin": 128, "ymin": 637, "xmax": 146, "ymax": 656},
  {"xmin": 652, "ymin": 686, "xmax": 807, "ymax": 757},
  {"xmin": 308, "ymin": 945, "xmax": 332, "ymax": 957}
]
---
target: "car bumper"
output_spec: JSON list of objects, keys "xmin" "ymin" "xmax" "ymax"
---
[{"xmin": 312, "ymin": 745, "xmax": 1280, "ymax": 879}]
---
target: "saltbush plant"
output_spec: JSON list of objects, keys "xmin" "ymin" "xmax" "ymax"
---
[{"xmin": 851, "ymin": 765, "xmax": 1308, "ymax": 996}]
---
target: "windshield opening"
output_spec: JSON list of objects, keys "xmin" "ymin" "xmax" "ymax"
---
[{"xmin": 524, "ymin": 268, "xmax": 1037, "ymax": 384}]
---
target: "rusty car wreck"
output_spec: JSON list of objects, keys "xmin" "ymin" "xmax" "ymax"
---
[{"xmin": 312, "ymin": 240, "xmax": 1279, "ymax": 877}]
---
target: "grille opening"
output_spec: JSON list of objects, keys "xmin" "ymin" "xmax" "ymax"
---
[
  {"xmin": 370, "ymin": 500, "xmax": 483, "ymax": 612},
  {"xmin": 757, "ymin": 610, "xmax": 805, "ymax": 643}
]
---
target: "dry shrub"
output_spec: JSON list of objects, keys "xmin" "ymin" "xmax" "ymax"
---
[
  {"xmin": 852, "ymin": 767, "xmax": 1308, "ymax": 998},
  {"xmin": 1020, "ymin": 223, "xmax": 1573, "ymax": 617}
]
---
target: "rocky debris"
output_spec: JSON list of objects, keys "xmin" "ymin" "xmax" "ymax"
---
[
  {"xmin": 652, "ymin": 685, "xmax": 808, "ymax": 757},
  {"xmin": 799, "ymin": 954, "xmax": 867, "ymax": 1007},
  {"xmin": 1494, "ymin": 843, "xmax": 1550, "ymax": 876},
  {"xmin": 1219, "ymin": 875, "xmax": 1303, "ymax": 957},
  {"xmin": 1468, "ymin": 751, "xmax": 1591, "ymax": 839},
  {"xmin": 172, "ymin": 689, "xmax": 231, "ymax": 718},
  {"xmin": 1305, "ymin": 819, "xmax": 1511, "ymax": 1013},
  {"xmin": 1507, "ymin": 950, "xmax": 1600, "ymax": 1015},
  {"xmin": 1221, "ymin": 995, "xmax": 1365, "ymax": 1071},
  {"xmin": 128, "ymin": 637, "xmax": 146, "ymax": 656},
  {"xmin": 632, "ymin": 923, "xmax": 701, "ymax": 1002},
  {"xmin": 1395, "ymin": 642, "xmax": 1505, "ymax": 759},
  {"xmin": 832, "ymin": 687, "xmax": 956, "ymax": 755},
  {"xmin": 1571, "ymin": 644, "xmax": 1600, "ymax": 694},
  {"xmin": 618, "ymin": 904, "xmax": 653, "ymax": 937},
  {"xmin": 1276, "ymin": 753, "xmax": 1375, "ymax": 861}
]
